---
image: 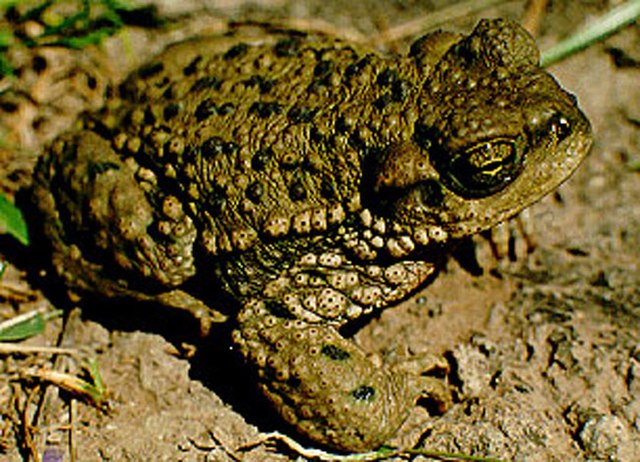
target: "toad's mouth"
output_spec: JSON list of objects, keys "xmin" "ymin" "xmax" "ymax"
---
[{"xmin": 432, "ymin": 136, "xmax": 527, "ymax": 199}]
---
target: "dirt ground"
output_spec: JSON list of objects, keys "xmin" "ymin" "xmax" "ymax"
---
[{"xmin": 1, "ymin": 0, "xmax": 639, "ymax": 461}]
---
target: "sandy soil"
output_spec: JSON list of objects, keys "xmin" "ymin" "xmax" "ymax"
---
[{"xmin": 1, "ymin": 1, "xmax": 639, "ymax": 461}]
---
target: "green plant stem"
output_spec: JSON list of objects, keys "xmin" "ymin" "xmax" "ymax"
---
[{"xmin": 541, "ymin": 0, "xmax": 640, "ymax": 66}]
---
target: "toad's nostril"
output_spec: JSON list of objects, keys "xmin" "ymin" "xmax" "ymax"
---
[
  {"xmin": 527, "ymin": 110, "xmax": 573, "ymax": 145},
  {"xmin": 550, "ymin": 115, "xmax": 572, "ymax": 142}
]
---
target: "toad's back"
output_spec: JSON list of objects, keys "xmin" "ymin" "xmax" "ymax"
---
[{"xmin": 107, "ymin": 29, "xmax": 430, "ymax": 255}]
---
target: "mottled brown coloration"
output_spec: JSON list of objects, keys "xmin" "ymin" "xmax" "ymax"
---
[{"xmin": 31, "ymin": 19, "xmax": 591, "ymax": 452}]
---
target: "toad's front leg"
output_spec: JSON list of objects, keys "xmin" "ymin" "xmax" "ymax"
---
[{"xmin": 232, "ymin": 297, "xmax": 451, "ymax": 453}]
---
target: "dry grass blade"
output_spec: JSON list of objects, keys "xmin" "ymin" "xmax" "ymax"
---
[
  {"xmin": 240, "ymin": 431, "xmax": 508, "ymax": 461},
  {"xmin": 521, "ymin": 0, "xmax": 549, "ymax": 36},
  {"xmin": 19, "ymin": 360, "xmax": 109, "ymax": 412},
  {"xmin": 0, "ymin": 343, "xmax": 78, "ymax": 356},
  {"xmin": 372, "ymin": 0, "xmax": 511, "ymax": 44}
]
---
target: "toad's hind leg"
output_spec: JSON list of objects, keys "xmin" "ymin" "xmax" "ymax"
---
[
  {"xmin": 33, "ymin": 131, "xmax": 197, "ymax": 290},
  {"xmin": 32, "ymin": 131, "xmax": 224, "ymax": 330},
  {"xmin": 233, "ymin": 298, "xmax": 450, "ymax": 453}
]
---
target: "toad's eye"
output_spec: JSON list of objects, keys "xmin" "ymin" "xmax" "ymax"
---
[{"xmin": 433, "ymin": 137, "xmax": 526, "ymax": 199}]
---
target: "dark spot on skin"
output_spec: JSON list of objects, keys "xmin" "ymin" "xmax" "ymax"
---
[
  {"xmin": 348, "ymin": 134, "xmax": 366, "ymax": 151},
  {"xmin": 310, "ymin": 127, "xmax": 325, "ymax": 143},
  {"xmin": 320, "ymin": 178, "xmax": 337, "ymax": 199},
  {"xmin": 158, "ymin": 76, "xmax": 171, "ymax": 88},
  {"xmin": 302, "ymin": 155, "xmax": 321, "ymax": 173},
  {"xmin": 413, "ymin": 123, "xmax": 435, "ymax": 150},
  {"xmin": 244, "ymin": 75, "xmax": 275, "ymax": 93},
  {"xmin": 194, "ymin": 98, "xmax": 218, "ymax": 122},
  {"xmin": 287, "ymin": 376, "xmax": 301, "ymax": 388},
  {"xmin": 191, "ymin": 76, "xmax": 223, "ymax": 92},
  {"xmin": 262, "ymin": 365, "xmax": 277, "ymax": 383},
  {"xmin": 87, "ymin": 75, "xmax": 97, "ymax": 90},
  {"xmin": 205, "ymin": 183, "xmax": 227, "ymax": 213},
  {"xmin": 162, "ymin": 85, "xmax": 174, "ymax": 99},
  {"xmin": 321, "ymin": 344, "xmax": 351, "ymax": 361},
  {"xmin": 163, "ymin": 103, "xmax": 180, "ymax": 121},
  {"xmin": 182, "ymin": 56, "xmax": 202, "ymax": 76},
  {"xmin": 223, "ymin": 141, "xmax": 239, "ymax": 154},
  {"xmin": 218, "ymin": 102, "xmax": 235, "ymax": 115},
  {"xmin": 288, "ymin": 106, "xmax": 317, "ymax": 124},
  {"xmin": 137, "ymin": 62, "xmax": 164, "ymax": 79},
  {"xmin": 289, "ymin": 179, "xmax": 307, "ymax": 201},
  {"xmin": 201, "ymin": 136, "xmax": 226, "ymax": 157},
  {"xmin": 244, "ymin": 75, "xmax": 261, "ymax": 88},
  {"xmin": 250, "ymin": 101, "xmax": 283, "ymax": 118},
  {"xmin": 351, "ymin": 385, "xmax": 376, "ymax": 401},
  {"xmin": 326, "ymin": 136, "xmax": 338, "ymax": 151},
  {"xmin": 265, "ymin": 300, "xmax": 295, "ymax": 319},
  {"xmin": 88, "ymin": 161, "xmax": 120, "ymax": 181},
  {"xmin": 89, "ymin": 118, "xmax": 116, "ymax": 140},
  {"xmin": 373, "ymin": 80, "xmax": 411, "ymax": 111},
  {"xmin": 143, "ymin": 108, "xmax": 157, "ymax": 126},
  {"xmin": 360, "ymin": 145, "xmax": 375, "ymax": 160},
  {"xmin": 274, "ymin": 37, "xmax": 301, "ymax": 57},
  {"xmin": 260, "ymin": 79, "xmax": 275, "ymax": 93},
  {"xmin": 376, "ymin": 68, "xmax": 397, "ymax": 86},
  {"xmin": 32, "ymin": 55, "xmax": 47, "ymax": 73},
  {"xmin": 252, "ymin": 148, "xmax": 272, "ymax": 170},
  {"xmin": 335, "ymin": 116, "xmax": 351, "ymax": 133},
  {"xmin": 308, "ymin": 62, "xmax": 334, "ymax": 92},
  {"xmin": 246, "ymin": 181, "xmax": 264, "ymax": 203},
  {"xmin": 224, "ymin": 43, "xmax": 249, "ymax": 60},
  {"xmin": 314, "ymin": 60, "xmax": 333, "ymax": 79},
  {"xmin": 373, "ymin": 92, "xmax": 393, "ymax": 110},
  {"xmin": 391, "ymin": 79, "xmax": 411, "ymax": 102},
  {"xmin": 344, "ymin": 55, "xmax": 371, "ymax": 79},
  {"xmin": 32, "ymin": 117, "xmax": 44, "ymax": 131}
]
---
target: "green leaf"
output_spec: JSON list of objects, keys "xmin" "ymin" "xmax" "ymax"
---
[
  {"xmin": 0, "ymin": 193, "xmax": 29, "ymax": 245},
  {"xmin": 0, "ymin": 309, "xmax": 62, "ymax": 341},
  {"xmin": 0, "ymin": 29, "xmax": 13, "ymax": 48},
  {"xmin": 0, "ymin": 0, "xmax": 20, "ymax": 11},
  {"xmin": 0, "ymin": 53, "xmax": 14, "ymax": 76}
]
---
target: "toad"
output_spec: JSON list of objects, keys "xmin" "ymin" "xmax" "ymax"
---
[{"xmin": 31, "ymin": 18, "xmax": 591, "ymax": 452}]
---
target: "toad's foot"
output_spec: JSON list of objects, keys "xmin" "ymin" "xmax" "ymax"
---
[
  {"xmin": 482, "ymin": 209, "xmax": 536, "ymax": 261},
  {"xmin": 232, "ymin": 298, "xmax": 451, "ymax": 453}
]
